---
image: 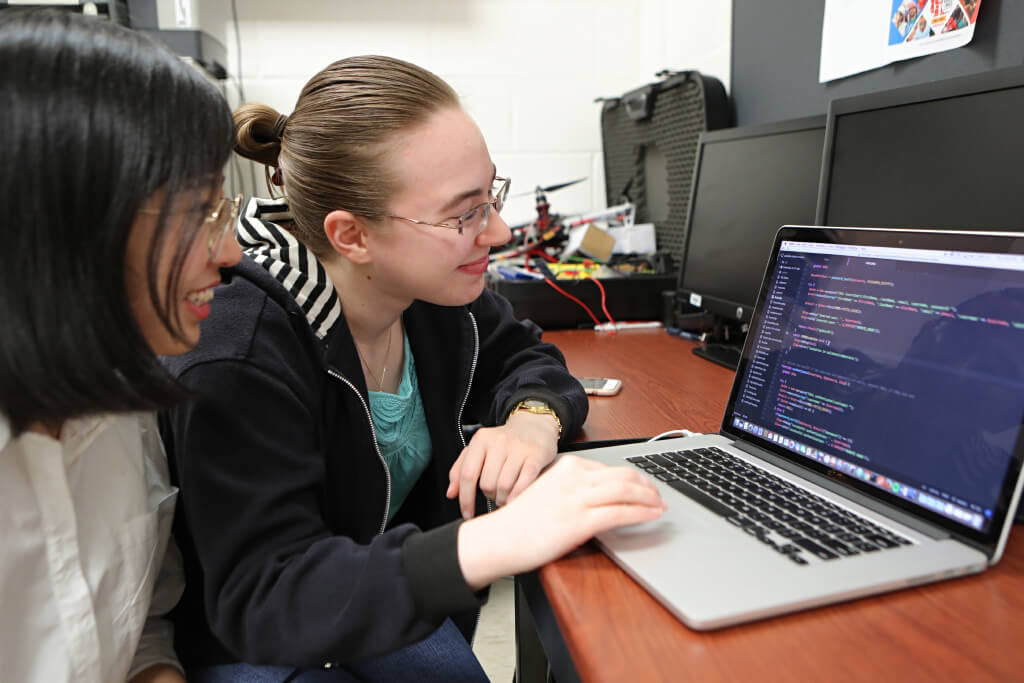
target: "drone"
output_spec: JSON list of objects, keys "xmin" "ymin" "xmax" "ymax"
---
[
  {"xmin": 497, "ymin": 178, "xmax": 635, "ymax": 265},
  {"xmin": 507, "ymin": 178, "xmax": 586, "ymax": 245}
]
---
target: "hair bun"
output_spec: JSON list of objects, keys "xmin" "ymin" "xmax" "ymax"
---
[
  {"xmin": 233, "ymin": 103, "xmax": 286, "ymax": 167},
  {"xmin": 273, "ymin": 113, "xmax": 288, "ymax": 139}
]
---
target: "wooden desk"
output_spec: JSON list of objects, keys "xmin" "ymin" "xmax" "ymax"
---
[{"xmin": 516, "ymin": 328, "xmax": 1024, "ymax": 683}]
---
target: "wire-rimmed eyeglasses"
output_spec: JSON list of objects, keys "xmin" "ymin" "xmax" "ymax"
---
[
  {"xmin": 140, "ymin": 194, "xmax": 242, "ymax": 259},
  {"xmin": 204, "ymin": 194, "xmax": 242, "ymax": 258},
  {"xmin": 389, "ymin": 176, "xmax": 510, "ymax": 237}
]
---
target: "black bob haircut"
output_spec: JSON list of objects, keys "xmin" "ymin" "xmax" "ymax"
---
[{"xmin": 0, "ymin": 9, "xmax": 234, "ymax": 436}]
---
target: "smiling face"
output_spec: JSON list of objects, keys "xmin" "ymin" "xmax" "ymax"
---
[
  {"xmin": 364, "ymin": 106, "xmax": 511, "ymax": 307},
  {"xmin": 125, "ymin": 181, "xmax": 243, "ymax": 355}
]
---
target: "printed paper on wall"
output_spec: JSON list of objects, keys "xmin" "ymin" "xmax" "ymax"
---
[{"xmin": 820, "ymin": 0, "xmax": 982, "ymax": 83}]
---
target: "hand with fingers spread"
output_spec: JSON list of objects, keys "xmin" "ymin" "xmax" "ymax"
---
[
  {"xmin": 456, "ymin": 454, "xmax": 667, "ymax": 589},
  {"xmin": 447, "ymin": 409, "xmax": 560, "ymax": 519}
]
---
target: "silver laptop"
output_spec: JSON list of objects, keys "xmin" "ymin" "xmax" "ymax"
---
[{"xmin": 580, "ymin": 225, "xmax": 1024, "ymax": 630}]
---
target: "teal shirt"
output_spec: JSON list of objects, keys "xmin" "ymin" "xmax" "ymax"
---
[{"xmin": 368, "ymin": 332, "xmax": 432, "ymax": 525}]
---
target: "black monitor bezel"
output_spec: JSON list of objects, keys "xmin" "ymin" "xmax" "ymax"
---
[
  {"xmin": 721, "ymin": 225, "xmax": 1024, "ymax": 551},
  {"xmin": 816, "ymin": 64, "xmax": 1024, "ymax": 226},
  {"xmin": 678, "ymin": 115, "xmax": 827, "ymax": 323}
]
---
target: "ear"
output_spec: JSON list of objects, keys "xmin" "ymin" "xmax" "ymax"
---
[{"xmin": 323, "ymin": 210, "xmax": 372, "ymax": 264}]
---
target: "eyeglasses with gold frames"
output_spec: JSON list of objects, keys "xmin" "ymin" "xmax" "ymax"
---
[
  {"xmin": 204, "ymin": 194, "xmax": 242, "ymax": 259},
  {"xmin": 389, "ymin": 176, "xmax": 510, "ymax": 237},
  {"xmin": 140, "ymin": 193, "xmax": 242, "ymax": 259}
]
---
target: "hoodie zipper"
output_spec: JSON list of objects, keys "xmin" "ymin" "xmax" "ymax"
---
[
  {"xmin": 456, "ymin": 311, "xmax": 479, "ymax": 452},
  {"xmin": 331, "ymin": 312, "xmax": 488, "ymax": 638},
  {"xmin": 327, "ymin": 310, "xmax": 486, "ymax": 535},
  {"xmin": 327, "ymin": 368, "xmax": 392, "ymax": 534},
  {"xmin": 458, "ymin": 310, "xmax": 488, "ymax": 643},
  {"xmin": 457, "ymin": 312, "xmax": 493, "ymax": 516}
]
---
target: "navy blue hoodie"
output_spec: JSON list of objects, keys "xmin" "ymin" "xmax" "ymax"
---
[{"xmin": 159, "ymin": 199, "xmax": 587, "ymax": 668}]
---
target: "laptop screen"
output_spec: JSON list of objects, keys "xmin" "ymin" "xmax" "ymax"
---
[{"xmin": 724, "ymin": 227, "xmax": 1024, "ymax": 542}]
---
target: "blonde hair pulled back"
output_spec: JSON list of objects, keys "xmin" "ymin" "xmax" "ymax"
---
[{"xmin": 233, "ymin": 55, "xmax": 459, "ymax": 256}]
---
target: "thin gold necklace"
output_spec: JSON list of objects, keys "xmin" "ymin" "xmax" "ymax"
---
[{"xmin": 356, "ymin": 324, "xmax": 393, "ymax": 391}]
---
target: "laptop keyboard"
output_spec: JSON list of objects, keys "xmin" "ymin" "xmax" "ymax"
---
[{"xmin": 627, "ymin": 446, "xmax": 912, "ymax": 566}]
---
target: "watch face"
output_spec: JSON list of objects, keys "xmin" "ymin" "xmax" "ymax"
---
[{"xmin": 512, "ymin": 399, "xmax": 562, "ymax": 437}]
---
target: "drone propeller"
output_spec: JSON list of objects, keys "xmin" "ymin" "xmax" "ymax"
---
[{"xmin": 510, "ymin": 177, "xmax": 587, "ymax": 198}]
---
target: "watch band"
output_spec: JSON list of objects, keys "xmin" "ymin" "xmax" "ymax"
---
[{"xmin": 509, "ymin": 399, "xmax": 563, "ymax": 439}]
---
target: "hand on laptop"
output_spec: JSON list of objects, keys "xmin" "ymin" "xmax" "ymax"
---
[
  {"xmin": 456, "ymin": 455, "xmax": 667, "ymax": 589},
  {"xmin": 447, "ymin": 409, "xmax": 561, "ymax": 518}
]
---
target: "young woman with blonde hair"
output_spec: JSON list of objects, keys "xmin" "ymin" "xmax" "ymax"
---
[{"xmin": 161, "ymin": 55, "xmax": 664, "ymax": 682}]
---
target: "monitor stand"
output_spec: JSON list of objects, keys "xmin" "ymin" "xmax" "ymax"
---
[{"xmin": 692, "ymin": 343, "xmax": 742, "ymax": 370}]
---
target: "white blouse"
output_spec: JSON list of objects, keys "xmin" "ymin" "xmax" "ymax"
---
[{"xmin": 0, "ymin": 412, "xmax": 183, "ymax": 682}]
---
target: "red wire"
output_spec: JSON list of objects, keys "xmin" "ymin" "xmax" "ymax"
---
[
  {"xmin": 587, "ymin": 276, "xmax": 617, "ymax": 330},
  {"xmin": 543, "ymin": 278, "xmax": 603, "ymax": 327},
  {"xmin": 526, "ymin": 247, "xmax": 557, "ymax": 263},
  {"xmin": 541, "ymin": 276, "xmax": 619, "ymax": 334}
]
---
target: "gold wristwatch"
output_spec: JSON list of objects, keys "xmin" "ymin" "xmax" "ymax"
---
[{"xmin": 509, "ymin": 399, "xmax": 562, "ymax": 438}]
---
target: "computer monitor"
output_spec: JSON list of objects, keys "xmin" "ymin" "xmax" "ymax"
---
[
  {"xmin": 677, "ymin": 116, "xmax": 826, "ymax": 368},
  {"xmin": 817, "ymin": 65, "xmax": 1024, "ymax": 230}
]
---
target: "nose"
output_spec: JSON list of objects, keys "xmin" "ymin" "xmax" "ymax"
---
[
  {"xmin": 212, "ymin": 232, "xmax": 243, "ymax": 267},
  {"xmin": 477, "ymin": 209, "xmax": 511, "ymax": 249}
]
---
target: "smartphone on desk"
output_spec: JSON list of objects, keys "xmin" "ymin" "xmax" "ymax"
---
[{"xmin": 576, "ymin": 377, "xmax": 622, "ymax": 396}]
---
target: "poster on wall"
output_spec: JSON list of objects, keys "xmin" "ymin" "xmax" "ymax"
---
[{"xmin": 819, "ymin": 0, "xmax": 982, "ymax": 83}]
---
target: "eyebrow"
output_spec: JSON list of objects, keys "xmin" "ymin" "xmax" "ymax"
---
[{"xmin": 438, "ymin": 164, "xmax": 497, "ymax": 216}]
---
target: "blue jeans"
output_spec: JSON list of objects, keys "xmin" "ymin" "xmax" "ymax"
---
[{"xmin": 188, "ymin": 618, "xmax": 489, "ymax": 683}]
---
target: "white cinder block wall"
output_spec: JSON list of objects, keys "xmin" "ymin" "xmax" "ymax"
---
[{"xmin": 222, "ymin": 0, "xmax": 731, "ymax": 227}]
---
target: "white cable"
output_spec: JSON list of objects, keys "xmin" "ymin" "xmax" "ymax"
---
[
  {"xmin": 595, "ymin": 321, "xmax": 663, "ymax": 332},
  {"xmin": 647, "ymin": 429, "xmax": 701, "ymax": 443}
]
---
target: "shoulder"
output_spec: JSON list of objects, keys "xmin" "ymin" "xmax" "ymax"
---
[
  {"xmin": 468, "ymin": 287, "xmax": 516, "ymax": 315},
  {"xmin": 163, "ymin": 256, "xmax": 322, "ymax": 380},
  {"xmin": 403, "ymin": 290, "xmax": 519, "ymax": 343},
  {"xmin": 404, "ymin": 290, "xmax": 544, "ymax": 350},
  {"xmin": 468, "ymin": 288, "xmax": 543, "ymax": 340}
]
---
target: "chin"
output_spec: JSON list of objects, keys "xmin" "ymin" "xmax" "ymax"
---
[
  {"xmin": 402, "ymin": 272, "xmax": 488, "ymax": 308},
  {"xmin": 435, "ymin": 278, "xmax": 487, "ymax": 307}
]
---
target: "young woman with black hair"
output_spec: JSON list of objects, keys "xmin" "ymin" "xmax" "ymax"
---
[
  {"xmin": 0, "ymin": 10, "xmax": 241, "ymax": 682},
  {"xmin": 159, "ymin": 55, "xmax": 666, "ymax": 681}
]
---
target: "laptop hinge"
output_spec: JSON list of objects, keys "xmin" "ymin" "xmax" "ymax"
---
[{"xmin": 729, "ymin": 438, "xmax": 992, "ymax": 557}]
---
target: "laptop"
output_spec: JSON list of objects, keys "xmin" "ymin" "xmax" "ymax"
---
[{"xmin": 580, "ymin": 225, "xmax": 1024, "ymax": 629}]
